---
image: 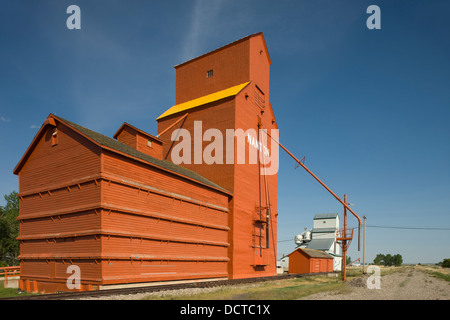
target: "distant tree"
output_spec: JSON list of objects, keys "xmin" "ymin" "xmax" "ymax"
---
[
  {"xmin": 392, "ymin": 254, "xmax": 403, "ymax": 266},
  {"xmin": 384, "ymin": 254, "xmax": 393, "ymax": 266},
  {"xmin": 441, "ymin": 259, "xmax": 450, "ymax": 268},
  {"xmin": 374, "ymin": 254, "xmax": 385, "ymax": 265},
  {"xmin": 346, "ymin": 256, "xmax": 352, "ymax": 265},
  {"xmin": 0, "ymin": 191, "xmax": 20, "ymax": 266},
  {"xmin": 373, "ymin": 253, "xmax": 403, "ymax": 267}
]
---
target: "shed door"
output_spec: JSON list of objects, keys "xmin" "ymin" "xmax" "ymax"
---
[
  {"xmin": 312, "ymin": 259, "xmax": 320, "ymax": 273},
  {"xmin": 320, "ymin": 259, "xmax": 329, "ymax": 272}
]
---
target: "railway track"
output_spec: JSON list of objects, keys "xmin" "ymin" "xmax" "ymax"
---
[{"xmin": 1, "ymin": 273, "xmax": 333, "ymax": 300}]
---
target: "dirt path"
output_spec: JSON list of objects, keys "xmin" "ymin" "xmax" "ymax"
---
[{"xmin": 301, "ymin": 267, "xmax": 450, "ymax": 300}]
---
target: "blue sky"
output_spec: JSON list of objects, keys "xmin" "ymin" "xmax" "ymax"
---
[{"xmin": 0, "ymin": 1, "xmax": 449, "ymax": 264}]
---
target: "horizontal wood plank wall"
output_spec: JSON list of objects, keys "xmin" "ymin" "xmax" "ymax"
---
[
  {"xmin": 100, "ymin": 150, "xmax": 230, "ymax": 284},
  {"xmin": 20, "ymin": 259, "xmax": 101, "ymax": 293},
  {"xmin": 115, "ymin": 126, "xmax": 137, "ymax": 149},
  {"xmin": 233, "ymin": 87, "xmax": 278, "ymax": 279},
  {"xmin": 101, "ymin": 260, "xmax": 228, "ymax": 284},
  {"xmin": 17, "ymin": 123, "xmax": 103, "ymax": 292},
  {"xmin": 18, "ymin": 181, "xmax": 101, "ymax": 219},
  {"xmin": 157, "ymin": 33, "xmax": 277, "ymax": 281},
  {"xmin": 19, "ymin": 123, "xmax": 101, "ymax": 193},
  {"xmin": 158, "ymin": 99, "xmax": 236, "ymax": 192},
  {"xmin": 102, "ymin": 149, "xmax": 229, "ymax": 206},
  {"xmin": 174, "ymin": 37, "xmax": 250, "ymax": 104}
]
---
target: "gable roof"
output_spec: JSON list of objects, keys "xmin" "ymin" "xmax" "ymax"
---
[
  {"xmin": 290, "ymin": 248, "xmax": 334, "ymax": 259},
  {"xmin": 299, "ymin": 238, "xmax": 335, "ymax": 251},
  {"xmin": 113, "ymin": 122, "xmax": 164, "ymax": 144},
  {"xmin": 314, "ymin": 213, "xmax": 338, "ymax": 220},
  {"xmin": 14, "ymin": 114, "xmax": 231, "ymax": 195},
  {"xmin": 156, "ymin": 82, "xmax": 250, "ymax": 120},
  {"xmin": 174, "ymin": 32, "xmax": 271, "ymax": 69}
]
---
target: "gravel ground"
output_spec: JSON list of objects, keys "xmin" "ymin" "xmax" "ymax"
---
[
  {"xmin": 73, "ymin": 267, "xmax": 450, "ymax": 300},
  {"xmin": 72, "ymin": 286, "xmax": 224, "ymax": 300},
  {"xmin": 301, "ymin": 267, "xmax": 450, "ymax": 300}
]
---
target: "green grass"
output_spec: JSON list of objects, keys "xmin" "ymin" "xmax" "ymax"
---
[
  {"xmin": 417, "ymin": 265, "xmax": 450, "ymax": 282},
  {"xmin": 0, "ymin": 280, "xmax": 37, "ymax": 298},
  {"xmin": 428, "ymin": 270, "xmax": 450, "ymax": 282},
  {"xmin": 144, "ymin": 275, "xmax": 350, "ymax": 300}
]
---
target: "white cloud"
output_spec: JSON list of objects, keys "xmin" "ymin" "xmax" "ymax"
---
[
  {"xmin": 181, "ymin": 0, "xmax": 227, "ymax": 62},
  {"xmin": 0, "ymin": 116, "xmax": 11, "ymax": 123},
  {"xmin": 30, "ymin": 125, "xmax": 39, "ymax": 129}
]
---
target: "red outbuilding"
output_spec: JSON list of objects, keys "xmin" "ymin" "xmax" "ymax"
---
[{"xmin": 288, "ymin": 248, "xmax": 334, "ymax": 274}]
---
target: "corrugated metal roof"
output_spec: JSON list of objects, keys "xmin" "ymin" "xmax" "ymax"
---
[
  {"xmin": 300, "ymin": 238, "xmax": 335, "ymax": 251},
  {"xmin": 313, "ymin": 213, "xmax": 338, "ymax": 220},
  {"xmin": 156, "ymin": 82, "xmax": 250, "ymax": 120}
]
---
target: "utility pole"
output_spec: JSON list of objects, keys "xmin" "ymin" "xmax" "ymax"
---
[
  {"xmin": 363, "ymin": 215, "xmax": 367, "ymax": 274},
  {"xmin": 337, "ymin": 194, "xmax": 355, "ymax": 281},
  {"xmin": 341, "ymin": 194, "xmax": 348, "ymax": 281}
]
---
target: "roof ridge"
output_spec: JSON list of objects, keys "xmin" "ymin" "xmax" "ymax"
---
[
  {"xmin": 174, "ymin": 32, "xmax": 265, "ymax": 69},
  {"xmin": 113, "ymin": 122, "xmax": 163, "ymax": 143},
  {"xmin": 50, "ymin": 114, "xmax": 231, "ymax": 194}
]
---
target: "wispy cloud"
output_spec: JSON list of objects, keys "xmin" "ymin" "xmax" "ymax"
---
[
  {"xmin": 30, "ymin": 125, "xmax": 39, "ymax": 129},
  {"xmin": 181, "ymin": 0, "xmax": 227, "ymax": 62},
  {"xmin": 0, "ymin": 115, "xmax": 11, "ymax": 123}
]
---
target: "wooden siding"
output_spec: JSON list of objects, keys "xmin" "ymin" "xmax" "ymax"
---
[
  {"xmin": 157, "ymin": 33, "xmax": 277, "ymax": 280},
  {"xmin": 18, "ymin": 122, "xmax": 101, "ymax": 193},
  {"xmin": 232, "ymin": 84, "xmax": 278, "ymax": 279},
  {"xmin": 157, "ymin": 98, "xmax": 236, "ymax": 192},
  {"xmin": 99, "ymin": 150, "xmax": 230, "ymax": 284},
  {"xmin": 288, "ymin": 249, "xmax": 334, "ymax": 274},
  {"xmin": 15, "ymin": 32, "xmax": 276, "ymax": 292},
  {"xmin": 101, "ymin": 149, "xmax": 229, "ymax": 207},
  {"xmin": 174, "ymin": 37, "xmax": 250, "ymax": 104},
  {"xmin": 16, "ymin": 120, "xmax": 230, "ymax": 292},
  {"xmin": 20, "ymin": 259, "xmax": 101, "ymax": 293},
  {"xmin": 18, "ymin": 180, "xmax": 101, "ymax": 219},
  {"xmin": 16, "ymin": 121, "xmax": 103, "ymax": 292},
  {"xmin": 115, "ymin": 124, "xmax": 163, "ymax": 159},
  {"xmin": 115, "ymin": 125, "xmax": 137, "ymax": 149},
  {"xmin": 102, "ymin": 260, "xmax": 228, "ymax": 285}
]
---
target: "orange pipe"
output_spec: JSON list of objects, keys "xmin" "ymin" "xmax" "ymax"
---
[
  {"xmin": 262, "ymin": 129, "xmax": 362, "ymax": 246},
  {"xmin": 277, "ymin": 141, "xmax": 361, "ymax": 225}
]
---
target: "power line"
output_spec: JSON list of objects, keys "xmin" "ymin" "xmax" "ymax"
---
[
  {"xmin": 277, "ymin": 224, "xmax": 450, "ymax": 243},
  {"xmin": 278, "ymin": 239, "xmax": 294, "ymax": 243},
  {"xmin": 364, "ymin": 225, "xmax": 450, "ymax": 231},
  {"xmin": 339, "ymin": 224, "xmax": 450, "ymax": 231}
]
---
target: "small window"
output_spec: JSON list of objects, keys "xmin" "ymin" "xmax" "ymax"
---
[
  {"xmin": 206, "ymin": 69, "xmax": 214, "ymax": 78},
  {"xmin": 147, "ymin": 139, "xmax": 152, "ymax": 148},
  {"xmin": 51, "ymin": 129, "xmax": 58, "ymax": 146}
]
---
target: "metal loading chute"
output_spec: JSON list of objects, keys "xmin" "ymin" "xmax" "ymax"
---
[{"xmin": 261, "ymin": 129, "xmax": 362, "ymax": 250}]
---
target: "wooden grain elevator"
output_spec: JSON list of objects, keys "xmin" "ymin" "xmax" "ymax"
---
[{"xmin": 14, "ymin": 32, "xmax": 279, "ymax": 293}]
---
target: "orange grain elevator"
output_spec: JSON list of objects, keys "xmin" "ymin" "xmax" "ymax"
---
[
  {"xmin": 13, "ymin": 32, "xmax": 279, "ymax": 293},
  {"xmin": 157, "ymin": 32, "xmax": 278, "ymax": 279}
]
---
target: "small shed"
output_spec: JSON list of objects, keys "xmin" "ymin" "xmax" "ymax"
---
[{"xmin": 288, "ymin": 248, "xmax": 334, "ymax": 274}]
